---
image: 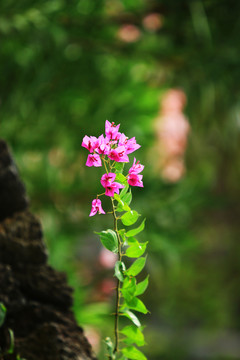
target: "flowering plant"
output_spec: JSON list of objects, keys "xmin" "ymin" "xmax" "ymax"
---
[{"xmin": 82, "ymin": 120, "xmax": 148, "ymax": 360}]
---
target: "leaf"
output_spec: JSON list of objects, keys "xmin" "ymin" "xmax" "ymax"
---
[
  {"xmin": 121, "ymin": 346, "xmax": 147, "ymax": 360},
  {"xmin": 125, "ymin": 297, "xmax": 149, "ymax": 314},
  {"xmin": 114, "ymin": 162, "xmax": 125, "ymax": 173},
  {"xmin": 121, "ymin": 190, "xmax": 132, "ymax": 206},
  {"xmin": 120, "ymin": 325, "xmax": 146, "ymax": 347},
  {"xmin": 125, "ymin": 219, "xmax": 146, "ymax": 237},
  {"xmin": 114, "ymin": 261, "xmax": 126, "ymax": 282},
  {"xmin": 126, "ymin": 242, "xmax": 148, "ymax": 258},
  {"xmin": 114, "ymin": 194, "xmax": 130, "ymax": 212},
  {"xmin": 115, "ymin": 173, "xmax": 127, "ymax": 185},
  {"xmin": 121, "ymin": 309, "xmax": 141, "ymax": 327},
  {"xmin": 126, "ymin": 257, "xmax": 146, "ymax": 276},
  {"xmin": 97, "ymin": 230, "xmax": 118, "ymax": 253},
  {"xmin": 121, "ymin": 211, "xmax": 139, "ymax": 226},
  {"xmin": 120, "ymin": 185, "xmax": 129, "ymax": 198},
  {"xmin": 7, "ymin": 329, "xmax": 14, "ymax": 354},
  {"xmin": 121, "ymin": 276, "xmax": 136, "ymax": 302},
  {"xmin": 0, "ymin": 303, "xmax": 6, "ymax": 327},
  {"xmin": 105, "ymin": 337, "xmax": 115, "ymax": 359},
  {"xmin": 135, "ymin": 276, "xmax": 149, "ymax": 297}
]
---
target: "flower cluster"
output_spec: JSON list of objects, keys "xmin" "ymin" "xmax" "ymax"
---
[{"xmin": 82, "ymin": 120, "xmax": 144, "ymax": 216}]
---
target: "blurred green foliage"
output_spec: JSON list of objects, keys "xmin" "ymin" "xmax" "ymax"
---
[{"xmin": 1, "ymin": 0, "xmax": 240, "ymax": 359}]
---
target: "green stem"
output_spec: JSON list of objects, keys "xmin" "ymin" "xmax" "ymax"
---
[
  {"xmin": 110, "ymin": 197, "xmax": 122, "ymax": 355},
  {"xmin": 103, "ymin": 158, "xmax": 122, "ymax": 356}
]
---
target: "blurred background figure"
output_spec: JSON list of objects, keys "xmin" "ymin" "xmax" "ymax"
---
[{"xmin": 154, "ymin": 89, "xmax": 190, "ymax": 182}]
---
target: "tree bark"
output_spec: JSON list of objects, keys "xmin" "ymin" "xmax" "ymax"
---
[{"xmin": 0, "ymin": 140, "xmax": 97, "ymax": 360}]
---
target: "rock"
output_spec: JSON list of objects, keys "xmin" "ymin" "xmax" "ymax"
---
[{"xmin": 0, "ymin": 140, "xmax": 97, "ymax": 360}]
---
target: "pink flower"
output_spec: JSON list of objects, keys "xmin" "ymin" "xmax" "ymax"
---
[
  {"xmin": 86, "ymin": 154, "xmax": 102, "ymax": 167},
  {"xmin": 96, "ymin": 135, "xmax": 110, "ymax": 155},
  {"xmin": 105, "ymin": 181, "xmax": 124, "ymax": 197},
  {"xmin": 108, "ymin": 146, "xmax": 129, "ymax": 163},
  {"xmin": 118, "ymin": 134, "xmax": 141, "ymax": 154},
  {"xmin": 105, "ymin": 120, "xmax": 121, "ymax": 140},
  {"xmin": 82, "ymin": 135, "xmax": 99, "ymax": 153},
  {"xmin": 89, "ymin": 199, "xmax": 105, "ymax": 217},
  {"xmin": 129, "ymin": 158, "xmax": 144, "ymax": 174},
  {"xmin": 125, "ymin": 137, "xmax": 141, "ymax": 154},
  {"xmin": 127, "ymin": 173, "xmax": 143, "ymax": 187},
  {"xmin": 101, "ymin": 173, "xmax": 116, "ymax": 188}
]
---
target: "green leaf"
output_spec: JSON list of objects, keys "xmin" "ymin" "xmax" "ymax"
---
[
  {"xmin": 126, "ymin": 242, "xmax": 148, "ymax": 258},
  {"xmin": 121, "ymin": 190, "xmax": 132, "ymax": 206},
  {"xmin": 125, "ymin": 219, "xmax": 146, "ymax": 237},
  {"xmin": 120, "ymin": 185, "xmax": 129, "ymax": 198},
  {"xmin": 121, "ymin": 276, "xmax": 136, "ymax": 302},
  {"xmin": 121, "ymin": 309, "xmax": 141, "ymax": 327},
  {"xmin": 135, "ymin": 276, "xmax": 149, "ymax": 297},
  {"xmin": 126, "ymin": 257, "xmax": 146, "ymax": 276},
  {"xmin": 114, "ymin": 194, "xmax": 130, "ymax": 212},
  {"xmin": 115, "ymin": 173, "xmax": 127, "ymax": 185},
  {"xmin": 120, "ymin": 325, "xmax": 146, "ymax": 347},
  {"xmin": 105, "ymin": 337, "xmax": 115, "ymax": 359},
  {"xmin": 7, "ymin": 329, "xmax": 14, "ymax": 354},
  {"xmin": 121, "ymin": 211, "xmax": 139, "ymax": 226},
  {"xmin": 121, "ymin": 346, "xmax": 147, "ymax": 360},
  {"xmin": 97, "ymin": 229, "xmax": 118, "ymax": 253},
  {"xmin": 0, "ymin": 303, "xmax": 6, "ymax": 327},
  {"xmin": 125, "ymin": 297, "xmax": 149, "ymax": 314},
  {"xmin": 114, "ymin": 261, "xmax": 126, "ymax": 282},
  {"xmin": 114, "ymin": 162, "xmax": 125, "ymax": 173}
]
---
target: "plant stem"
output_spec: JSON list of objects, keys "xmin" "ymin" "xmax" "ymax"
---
[
  {"xmin": 103, "ymin": 157, "xmax": 122, "ymax": 356},
  {"xmin": 110, "ymin": 197, "xmax": 122, "ymax": 355}
]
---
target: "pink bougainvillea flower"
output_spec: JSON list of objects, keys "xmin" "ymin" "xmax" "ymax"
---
[
  {"xmin": 127, "ymin": 173, "xmax": 143, "ymax": 187},
  {"xmin": 125, "ymin": 137, "xmax": 141, "ymax": 154},
  {"xmin": 101, "ymin": 173, "xmax": 116, "ymax": 188},
  {"xmin": 105, "ymin": 181, "xmax": 124, "ymax": 197},
  {"xmin": 118, "ymin": 133, "xmax": 128, "ymax": 145},
  {"xmin": 82, "ymin": 135, "xmax": 99, "ymax": 153},
  {"xmin": 86, "ymin": 154, "xmax": 102, "ymax": 167},
  {"xmin": 96, "ymin": 134, "xmax": 110, "ymax": 155},
  {"xmin": 105, "ymin": 120, "xmax": 121, "ymax": 140},
  {"xmin": 108, "ymin": 146, "xmax": 129, "ymax": 163},
  {"xmin": 129, "ymin": 158, "xmax": 144, "ymax": 174},
  {"xmin": 89, "ymin": 199, "xmax": 105, "ymax": 217}
]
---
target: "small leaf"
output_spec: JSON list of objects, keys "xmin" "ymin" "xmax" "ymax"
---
[
  {"xmin": 120, "ymin": 185, "xmax": 129, "ymax": 197},
  {"xmin": 120, "ymin": 325, "xmax": 146, "ymax": 347},
  {"xmin": 115, "ymin": 173, "xmax": 127, "ymax": 185},
  {"xmin": 114, "ymin": 261, "xmax": 126, "ymax": 282},
  {"xmin": 121, "ymin": 309, "xmax": 141, "ymax": 327},
  {"xmin": 135, "ymin": 276, "xmax": 149, "ymax": 297},
  {"xmin": 125, "ymin": 219, "xmax": 146, "ymax": 237},
  {"xmin": 125, "ymin": 297, "xmax": 149, "ymax": 314},
  {"xmin": 122, "ymin": 190, "xmax": 132, "ymax": 206},
  {"xmin": 114, "ymin": 194, "xmax": 130, "ymax": 212},
  {"xmin": 97, "ymin": 230, "xmax": 118, "ymax": 253},
  {"xmin": 121, "ymin": 276, "xmax": 136, "ymax": 301},
  {"xmin": 0, "ymin": 303, "xmax": 6, "ymax": 327},
  {"xmin": 121, "ymin": 346, "xmax": 147, "ymax": 360},
  {"xmin": 126, "ymin": 242, "xmax": 148, "ymax": 258},
  {"xmin": 114, "ymin": 162, "xmax": 125, "ymax": 173},
  {"xmin": 121, "ymin": 211, "xmax": 139, "ymax": 226},
  {"xmin": 105, "ymin": 337, "xmax": 115, "ymax": 359},
  {"xmin": 7, "ymin": 329, "xmax": 14, "ymax": 354},
  {"xmin": 126, "ymin": 257, "xmax": 146, "ymax": 276}
]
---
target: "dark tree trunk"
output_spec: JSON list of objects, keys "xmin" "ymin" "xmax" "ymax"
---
[{"xmin": 0, "ymin": 140, "xmax": 97, "ymax": 360}]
